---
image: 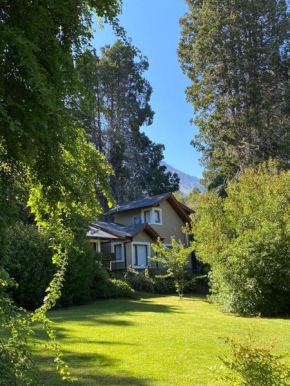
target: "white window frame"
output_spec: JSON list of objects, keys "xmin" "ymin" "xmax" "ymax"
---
[
  {"xmin": 141, "ymin": 207, "xmax": 163, "ymax": 225},
  {"xmin": 131, "ymin": 242, "xmax": 151, "ymax": 269},
  {"xmin": 95, "ymin": 240, "xmax": 101, "ymax": 252},
  {"xmin": 111, "ymin": 242, "xmax": 125, "ymax": 263}
]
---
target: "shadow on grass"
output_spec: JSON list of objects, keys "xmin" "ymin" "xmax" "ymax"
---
[
  {"xmin": 49, "ymin": 294, "xmax": 183, "ymax": 323},
  {"xmin": 37, "ymin": 351, "xmax": 153, "ymax": 386},
  {"xmin": 32, "ymin": 294, "xmax": 185, "ymax": 342}
]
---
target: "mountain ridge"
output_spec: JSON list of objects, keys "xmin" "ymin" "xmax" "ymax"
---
[{"xmin": 161, "ymin": 161, "xmax": 204, "ymax": 195}]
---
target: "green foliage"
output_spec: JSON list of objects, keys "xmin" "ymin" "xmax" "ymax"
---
[
  {"xmin": 193, "ymin": 160, "xmax": 290, "ymax": 315},
  {"xmin": 124, "ymin": 266, "xmax": 202, "ymax": 296},
  {"xmin": 179, "ymin": 0, "xmax": 290, "ymax": 190},
  {"xmin": 58, "ymin": 239, "xmax": 96, "ymax": 307},
  {"xmin": 77, "ymin": 42, "xmax": 179, "ymax": 203},
  {"xmin": 5, "ymin": 223, "xmax": 53, "ymax": 310},
  {"xmin": 217, "ymin": 335, "xmax": 290, "ymax": 386},
  {"xmin": 91, "ymin": 267, "xmax": 134, "ymax": 299},
  {"xmin": 107, "ymin": 279, "xmax": 135, "ymax": 298},
  {"xmin": 151, "ymin": 238, "xmax": 194, "ymax": 297},
  {"xmin": 0, "ymin": 0, "xmax": 122, "ymax": 381},
  {"xmin": 125, "ymin": 267, "xmax": 158, "ymax": 293}
]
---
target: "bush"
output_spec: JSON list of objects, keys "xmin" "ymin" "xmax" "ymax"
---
[
  {"xmin": 5, "ymin": 223, "xmax": 54, "ymax": 309},
  {"xmin": 107, "ymin": 279, "xmax": 134, "ymax": 298},
  {"xmin": 124, "ymin": 267, "xmax": 204, "ymax": 295},
  {"xmin": 194, "ymin": 161, "xmax": 290, "ymax": 316},
  {"xmin": 124, "ymin": 267, "xmax": 156, "ymax": 293},
  {"xmin": 59, "ymin": 238, "xmax": 96, "ymax": 307},
  {"xmin": 217, "ymin": 334, "xmax": 290, "ymax": 386},
  {"xmin": 6, "ymin": 223, "xmax": 133, "ymax": 309},
  {"xmin": 92, "ymin": 268, "xmax": 134, "ymax": 299}
]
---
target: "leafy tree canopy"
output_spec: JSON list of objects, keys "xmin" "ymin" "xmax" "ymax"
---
[
  {"xmin": 192, "ymin": 160, "xmax": 290, "ymax": 316},
  {"xmin": 0, "ymin": 0, "xmax": 121, "ymax": 382}
]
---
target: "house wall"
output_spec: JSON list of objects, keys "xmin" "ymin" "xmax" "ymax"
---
[
  {"xmin": 114, "ymin": 209, "xmax": 141, "ymax": 226},
  {"xmin": 125, "ymin": 231, "xmax": 153, "ymax": 268},
  {"xmin": 100, "ymin": 239, "xmax": 126, "ymax": 270},
  {"xmin": 112, "ymin": 200, "xmax": 192, "ymax": 270},
  {"xmin": 150, "ymin": 200, "xmax": 187, "ymax": 245}
]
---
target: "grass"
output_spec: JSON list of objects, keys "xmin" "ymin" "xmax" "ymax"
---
[{"xmin": 33, "ymin": 293, "xmax": 290, "ymax": 385}]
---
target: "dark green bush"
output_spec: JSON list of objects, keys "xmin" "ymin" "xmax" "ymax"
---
[
  {"xmin": 107, "ymin": 279, "xmax": 134, "ymax": 298},
  {"xmin": 5, "ymin": 223, "xmax": 54, "ymax": 310},
  {"xmin": 6, "ymin": 223, "xmax": 134, "ymax": 308},
  {"xmin": 124, "ymin": 267, "xmax": 205, "ymax": 295},
  {"xmin": 91, "ymin": 268, "xmax": 134, "ymax": 299},
  {"xmin": 58, "ymin": 238, "xmax": 96, "ymax": 307},
  {"xmin": 124, "ymin": 267, "xmax": 156, "ymax": 292},
  {"xmin": 91, "ymin": 265, "xmax": 112, "ymax": 299}
]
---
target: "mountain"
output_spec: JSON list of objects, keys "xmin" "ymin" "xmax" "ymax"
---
[{"xmin": 161, "ymin": 161, "xmax": 204, "ymax": 195}]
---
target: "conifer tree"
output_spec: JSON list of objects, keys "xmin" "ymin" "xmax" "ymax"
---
[
  {"xmin": 179, "ymin": 0, "xmax": 290, "ymax": 191},
  {"xmin": 78, "ymin": 41, "xmax": 179, "ymax": 203}
]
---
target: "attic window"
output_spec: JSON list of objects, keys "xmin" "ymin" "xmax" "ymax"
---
[
  {"xmin": 154, "ymin": 209, "xmax": 161, "ymax": 223},
  {"xmin": 141, "ymin": 208, "xmax": 162, "ymax": 225},
  {"xmin": 144, "ymin": 210, "xmax": 151, "ymax": 224}
]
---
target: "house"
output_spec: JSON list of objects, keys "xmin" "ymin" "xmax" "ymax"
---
[{"xmin": 86, "ymin": 192, "xmax": 196, "ymax": 271}]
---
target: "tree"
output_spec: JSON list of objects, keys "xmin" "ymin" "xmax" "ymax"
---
[
  {"xmin": 0, "ymin": 0, "xmax": 120, "ymax": 382},
  {"xmin": 77, "ymin": 42, "xmax": 179, "ymax": 203},
  {"xmin": 151, "ymin": 237, "xmax": 194, "ymax": 298},
  {"xmin": 192, "ymin": 160, "xmax": 290, "ymax": 316},
  {"xmin": 179, "ymin": 0, "xmax": 290, "ymax": 191}
]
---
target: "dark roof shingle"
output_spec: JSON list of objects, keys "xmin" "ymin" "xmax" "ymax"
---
[
  {"xmin": 91, "ymin": 221, "xmax": 161, "ymax": 240},
  {"xmin": 104, "ymin": 192, "xmax": 170, "ymax": 215}
]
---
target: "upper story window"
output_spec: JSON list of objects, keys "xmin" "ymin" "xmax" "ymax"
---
[
  {"xmin": 144, "ymin": 210, "xmax": 151, "ymax": 224},
  {"xmin": 154, "ymin": 209, "xmax": 161, "ymax": 224},
  {"xmin": 141, "ymin": 207, "xmax": 162, "ymax": 225}
]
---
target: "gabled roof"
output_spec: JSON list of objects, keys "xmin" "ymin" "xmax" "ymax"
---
[
  {"xmin": 86, "ymin": 226, "xmax": 118, "ymax": 240},
  {"xmin": 90, "ymin": 221, "xmax": 162, "ymax": 241},
  {"xmin": 104, "ymin": 192, "xmax": 192, "ymax": 224},
  {"xmin": 104, "ymin": 192, "xmax": 170, "ymax": 215}
]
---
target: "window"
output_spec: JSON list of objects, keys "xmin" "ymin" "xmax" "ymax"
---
[
  {"xmin": 144, "ymin": 210, "xmax": 151, "ymax": 224},
  {"xmin": 141, "ymin": 208, "xmax": 162, "ymax": 225},
  {"xmin": 111, "ymin": 242, "xmax": 124, "ymax": 262},
  {"xmin": 154, "ymin": 209, "xmax": 161, "ymax": 223},
  {"xmin": 114, "ymin": 244, "xmax": 122, "ymax": 261},
  {"xmin": 132, "ymin": 242, "xmax": 151, "ymax": 268},
  {"xmin": 92, "ymin": 240, "xmax": 101, "ymax": 252}
]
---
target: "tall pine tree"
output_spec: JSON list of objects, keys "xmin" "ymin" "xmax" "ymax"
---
[
  {"xmin": 179, "ymin": 0, "xmax": 290, "ymax": 191},
  {"xmin": 78, "ymin": 41, "xmax": 179, "ymax": 203}
]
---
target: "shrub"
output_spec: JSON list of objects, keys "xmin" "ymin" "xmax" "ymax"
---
[
  {"xmin": 59, "ymin": 238, "xmax": 96, "ymax": 307},
  {"xmin": 217, "ymin": 334, "xmax": 290, "ymax": 386},
  {"xmin": 91, "ymin": 268, "xmax": 134, "ymax": 299},
  {"xmin": 184, "ymin": 274, "xmax": 209, "ymax": 293},
  {"xmin": 151, "ymin": 237, "xmax": 194, "ymax": 297},
  {"xmin": 5, "ymin": 223, "xmax": 54, "ymax": 310},
  {"xmin": 124, "ymin": 267, "xmax": 204, "ymax": 295},
  {"xmin": 125, "ymin": 267, "xmax": 156, "ymax": 293},
  {"xmin": 6, "ymin": 223, "xmax": 126, "ymax": 308},
  {"xmin": 91, "ymin": 264, "xmax": 112, "ymax": 299},
  {"xmin": 108, "ymin": 279, "xmax": 134, "ymax": 298},
  {"xmin": 193, "ymin": 161, "xmax": 290, "ymax": 316}
]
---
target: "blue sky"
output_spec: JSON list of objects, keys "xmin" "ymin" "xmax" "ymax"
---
[{"xmin": 92, "ymin": 0, "xmax": 203, "ymax": 179}]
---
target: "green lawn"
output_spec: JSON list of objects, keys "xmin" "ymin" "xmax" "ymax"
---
[{"xmin": 34, "ymin": 293, "xmax": 290, "ymax": 385}]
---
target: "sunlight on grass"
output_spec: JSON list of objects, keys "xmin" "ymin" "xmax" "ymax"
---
[{"xmin": 33, "ymin": 294, "xmax": 290, "ymax": 385}]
